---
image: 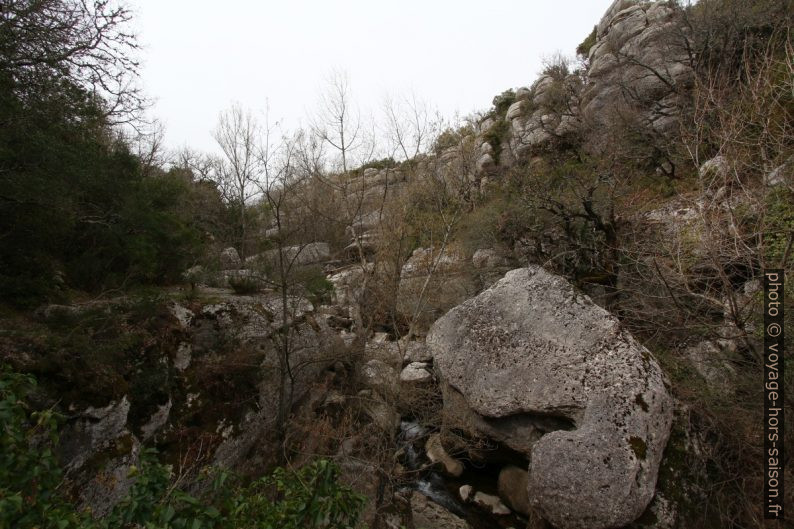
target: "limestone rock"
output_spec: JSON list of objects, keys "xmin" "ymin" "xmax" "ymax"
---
[
  {"xmin": 472, "ymin": 491, "xmax": 511, "ymax": 515},
  {"xmin": 427, "ymin": 267, "xmax": 673, "ymax": 529},
  {"xmin": 328, "ymin": 264, "xmax": 368, "ymax": 309},
  {"xmin": 61, "ymin": 397, "xmax": 132, "ymax": 471},
  {"xmin": 140, "ymin": 398, "xmax": 171, "ymax": 440},
  {"xmin": 402, "ymin": 340, "xmax": 433, "ymax": 363},
  {"xmin": 498, "ymin": 465, "xmax": 531, "ymax": 516},
  {"xmin": 357, "ymin": 389, "xmax": 400, "ymax": 432},
  {"xmin": 398, "ymin": 247, "xmax": 476, "ymax": 333},
  {"xmin": 699, "ymin": 156, "xmax": 729, "ymax": 180},
  {"xmin": 684, "ymin": 340, "xmax": 736, "ymax": 394},
  {"xmin": 174, "ymin": 342, "xmax": 192, "ymax": 371},
  {"xmin": 506, "ymin": 100, "xmax": 525, "ymax": 120},
  {"xmin": 476, "ymin": 152, "xmax": 496, "ymax": 174},
  {"xmin": 765, "ymin": 158, "xmax": 792, "ymax": 187},
  {"xmin": 400, "ymin": 362, "xmax": 432, "ymax": 384},
  {"xmin": 583, "ymin": 0, "xmax": 693, "ymax": 138},
  {"xmin": 246, "ymin": 242, "xmax": 330, "ymax": 269},
  {"xmin": 459, "ymin": 484, "xmax": 474, "ymax": 502},
  {"xmin": 366, "ymin": 338, "xmax": 403, "ymax": 370},
  {"xmin": 182, "ymin": 265, "xmax": 204, "ymax": 285},
  {"xmin": 219, "ymin": 247, "xmax": 241, "ymax": 269},
  {"xmin": 360, "ymin": 359, "xmax": 399, "ymax": 397},
  {"xmin": 425, "ymin": 433, "xmax": 464, "ymax": 477},
  {"xmin": 472, "ymin": 248, "xmax": 508, "ymax": 269},
  {"xmin": 410, "ymin": 491, "xmax": 471, "ymax": 529}
]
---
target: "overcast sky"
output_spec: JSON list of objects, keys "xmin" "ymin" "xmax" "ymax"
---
[{"xmin": 131, "ymin": 0, "xmax": 614, "ymax": 154}]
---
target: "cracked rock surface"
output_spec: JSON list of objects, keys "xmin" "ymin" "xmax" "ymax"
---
[{"xmin": 427, "ymin": 266, "xmax": 673, "ymax": 529}]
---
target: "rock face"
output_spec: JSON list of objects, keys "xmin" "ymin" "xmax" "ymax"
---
[
  {"xmin": 582, "ymin": 0, "xmax": 693, "ymax": 136},
  {"xmin": 506, "ymin": 73, "xmax": 583, "ymax": 159},
  {"xmin": 427, "ymin": 267, "xmax": 673, "ymax": 529}
]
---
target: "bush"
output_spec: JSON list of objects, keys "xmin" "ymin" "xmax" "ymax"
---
[
  {"xmin": 229, "ymin": 274, "xmax": 261, "ymax": 295},
  {"xmin": 432, "ymin": 124, "xmax": 474, "ymax": 155},
  {"xmin": 359, "ymin": 157, "xmax": 398, "ymax": 172},
  {"xmin": 304, "ymin": 273, "xmax": 335, "ymax": 305},
  {"xmin": 576, "ymin": 26, "xmax": 597, "ymax": 58},
  {"xmin": 0, "ymin": 367, "xmax": 366, "ymax": 529},
  {"xmin": 481, "ymin": 118, "xmax": 510, "ymax": 163},
  {"xmin": 540, "ymin": 52, "xmax": 570, "ymax": 79},
  {"xmin": 491, "ymin": 89, "xmax": 516, "ymax": 116}
]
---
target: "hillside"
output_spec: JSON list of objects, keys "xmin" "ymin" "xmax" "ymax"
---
[{"xmin": 0, "ymin": 1, "xmax": 792, "ymax": 528}]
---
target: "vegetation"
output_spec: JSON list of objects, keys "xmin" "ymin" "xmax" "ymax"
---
[
  {"xmin": 0, "ymin": 1, "xmax": 228, "ymax": 307},
  {"xmin": 0, "ymin": 368, "xmax": 365, "ymax": 529},
  {"xmin": 576, "ymin": 26, "xmax": 597, "ymax": 58},
  {"xmin": 0, "ymin": 0, "xmax": 791, "ymax": 528},
  {"xmin": 491, "ymin": 89, "xmax": 516, "ymax": 116}
]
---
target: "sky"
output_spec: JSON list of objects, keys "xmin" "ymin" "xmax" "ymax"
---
[{"xmin": 131, "ymin": 0, "xmax": 614, "ymax": 155}]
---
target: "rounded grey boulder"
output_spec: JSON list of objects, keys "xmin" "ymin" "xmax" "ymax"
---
[{"xmin": 427, "ymin": 267, "xmax": 673, "ymax": 529}]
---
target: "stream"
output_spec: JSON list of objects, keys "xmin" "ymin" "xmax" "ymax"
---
[{"xmin": 398, "ymin": 421, "xmax": 527, "ymax": 529}]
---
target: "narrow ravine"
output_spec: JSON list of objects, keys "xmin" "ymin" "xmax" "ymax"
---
[{"xmin": 398, "ymin": 421, "xmax": 527, "ymax": 529}]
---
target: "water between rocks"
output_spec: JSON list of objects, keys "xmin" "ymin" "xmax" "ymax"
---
[{"xmin": 399, "ymin": 421, "xmax": 527, "ymax": 529}]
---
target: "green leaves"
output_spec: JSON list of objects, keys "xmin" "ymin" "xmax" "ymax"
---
[{"xmin": 0, "ymin": 368, "xmax": 366, "ymax": 529}]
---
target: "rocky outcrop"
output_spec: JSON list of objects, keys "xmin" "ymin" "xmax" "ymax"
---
[
  {"xmin": 582, "ymin": 0, "xmax": 693, "ymax": 136},
  {"xmin": 245, "ymin": 242, "xmax": 330, "ymax": 269},
  {"xmin": 427, "ymin": 266, "xmax": 673, "ymax": 529},
  {"xmin": 506, "ymin": 73, "xmax": 583, "ymax": 159}
]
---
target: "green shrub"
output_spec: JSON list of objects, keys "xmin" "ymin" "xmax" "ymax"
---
[
  {"xmin": 0, "ymin": 368, "xmax": 366, "ymax": 529},
  {"xmin": 0, "ymin": 369, "xmax": 90, "ymax": 529},
  {"xmin": 482, "ymin": 118, "xmax": 510, "ymax": 163},
  {"xmin": 359, "ymin": 157, "xmax": 397, "ymax": 172},
  {"xmin": 432, "ymin": 124, "xmax": 475, "ymax": 155},
  {"xmin": 576, "ymin": 26, "xmax": 597, "ymax": 58},
  {"xmin": 304, "ymin": 274, "xmax": 334, "ymax": 306},
  {"xmin": 491, "ymin": 89, "xmax": 516, "ymax": 116},
  {"xmin": 764, "ymin": 187, "xmax": 794, "ymax": 265},
  {"xmin": 229, "ymin": 275, "xmax": 261, "ymax": 295}
]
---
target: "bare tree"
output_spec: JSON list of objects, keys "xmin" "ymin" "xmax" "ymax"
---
[
  {"xmin": 311, "ymin": 70, "xmax": 376, "ymax": 173},
  {"xmin": 130, "ymin": 119, "xmax": 168, "ymax": 177},
  {"xmin": 212, "ymin": 104, "xmax": 264, "ymax": 260},
  {"xmin": 381, "ymin": 91, "xmax": 436, "ymax": 162},
  {"xmin": 0, "ymin": 0, "xmax": 144, "ymax": 121}
]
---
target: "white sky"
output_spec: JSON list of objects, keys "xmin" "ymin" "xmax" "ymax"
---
[{"xmin": 131, "ymin": 0, "xmax": 614, "ymax": 154}]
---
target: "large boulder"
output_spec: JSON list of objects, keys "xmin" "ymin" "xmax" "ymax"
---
[
  {"xmin": 427, "ymin": 267, "xmax": 673, "ymax": 529},
  {"xmin": 219, "ymin": 247, "xmax": 241, "ymax": 269},
  {"xmin": 245, "ymin": 242, "xmax": 330, "ymax": 269}
]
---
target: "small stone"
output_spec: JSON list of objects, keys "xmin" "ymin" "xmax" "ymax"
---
[
  {"xmin": 473, "ymin": 491, "xmax": 511, "ymax": 515},
  {"xmin": 459, "ymin": 484, "xmax": 474, "ymax": 502},
  {"xmin": 426, "ymin": 433, "xmax": 464, "ymax": 477},
  {"xmin": 400, "ymin": 362, "xmax": 432, "ymax": 384}
]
